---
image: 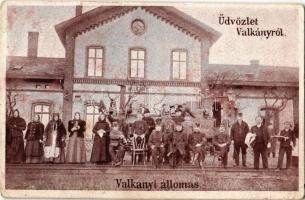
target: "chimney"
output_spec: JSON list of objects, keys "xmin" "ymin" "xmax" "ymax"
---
[
  {"xmin": 250, "ymin": 59, "xmax": 259, "ymax": 65},
  {"xmin": 75, "ymin": 5, "xmax": 82, "ymax": 17},
  {"xmin": 27, "ymin": 32, "xmax": 39, "ymax": 58}
]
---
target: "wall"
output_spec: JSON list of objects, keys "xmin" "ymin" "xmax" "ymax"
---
[
  {"xmin": 6, "ymin": 91, "xmax": 63, "ymax": 126},
  {"xmin": 74, "ymin": 8, "xmax": 202, "ymax": 81}
]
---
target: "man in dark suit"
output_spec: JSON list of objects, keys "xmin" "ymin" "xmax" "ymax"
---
[
  {"xmin": 251, "ymin": 116, "xmax": 270, "ymax": 170},
  {"xmin": 230, "ymin": 113, "xmax": 249, "ymax": 167}
]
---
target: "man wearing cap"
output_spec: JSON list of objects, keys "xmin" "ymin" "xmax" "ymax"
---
[
  {"xmin": 182, "ymin": 112, "xmax": 194, "ymax": 163},
  {"xmin": 109, "ymin": 121, "xmax": 127, "ymax": 166},
  {"xmin": 168, "ymin": 122, "xmax": 188, "ymax": 168},
  {"xmin": 148, "ymin": 118, "xmax": 165, "ymax": 168},
  {"xmin": 213, "ymin": 124, "xmax": 231, "ymax": 168},
  {"xmin": 172, "ymin": 110, "xmax": 185, "ymax": 125},
  {"xmin": 161, "ymin": 112, "xmax": 176, "ymax": 163},
  {"xmin": 142, "ymin": 108, "xmax": 156, "ymax": 162},
  {"xmin": 131, "ymin": 113, "xmax": 148, "ymax": 163},
  {"xmin": 188, "ymin": 123, "xmax": 207, "ymax": 168},
  {"xmin": 230, "ymin": 113, "xmax": 249, "ymax": 167},
  {"xmin": 251, "ymin": 116, "xmax": 270, "ymax": 170},
  {"xmin": 276, "ymin": 121, "xmax": 296, "ymax": 170}
]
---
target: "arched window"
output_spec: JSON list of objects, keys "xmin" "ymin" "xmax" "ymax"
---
[{"xmin": 31, "ymin": 102, "xmax": 52, "ymax": 126}]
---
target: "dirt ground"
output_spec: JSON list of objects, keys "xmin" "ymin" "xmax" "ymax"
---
[{"xmin": 5, "ymin": 143, "xmax": 299, "ymax": 191}]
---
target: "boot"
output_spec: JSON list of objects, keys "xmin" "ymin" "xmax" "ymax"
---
[{"xmin": 242, "ymin": 154, "xmax": 247, "ymax": 167}]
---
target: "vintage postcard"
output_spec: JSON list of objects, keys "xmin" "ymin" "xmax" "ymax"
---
[{"xmin": 0, "ymin": 1, "xmax": 304, "ymax": 199}]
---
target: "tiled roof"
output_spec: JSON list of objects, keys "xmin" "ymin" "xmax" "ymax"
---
[
  {"xmin": 205, "ymin": 64, "xmax": 299, "ymax": 87},
  {"xmin": 6, "ymin": 56, "xmax": 66, "ymax": 79}
]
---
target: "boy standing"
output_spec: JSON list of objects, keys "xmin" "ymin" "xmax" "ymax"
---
[{"xmin": 277, "ymin": 122, "xmax": 296, "ymax": 170}]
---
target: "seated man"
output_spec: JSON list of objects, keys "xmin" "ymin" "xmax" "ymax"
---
[
  {"xmin": 109, "ymin": 121, "xmax": 127, "ymax": 166},
  {"xmin": 161, "ymin": 111, "xmax": 175, "ymax": 163},
  {"xmin": 148, "ymin": 118, "xmax": 165, "ymax": 168},
  {"xmin": 188, "ymin": 123, "xmax": 207, "ymax": 169},
  {"xmin": 213, "ymin": 124, "xmax": 231, "ymax": 168},
  {"xmin": 168, "ymin": 122, "xmax": 187, "ymax": 168}
]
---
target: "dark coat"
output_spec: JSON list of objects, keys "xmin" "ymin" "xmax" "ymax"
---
[
  {"xmin": 279, "ymin": 129, "xmax": 296, "ymax": 147},
  {"xmin": 142, "ymin": 117, "xmax": 156, "ymax": 130},
  {"xmin": 148, "ymin": 130, "xmax": 164, "ymax": 147},
  {"xmin": 7, "ymin": 116, "xmax": 26, "ymax": 163},
  {"xmin": 90, "ymin": 120, "xmax": 111, "ymax": 163},
  {"xmin": 230, "ymin": 121, "xmax": 249, "ymax": 143},
  {"xmin": 68, "ymin": 119, "xmax": 86, "ymax": 138},
  {"xmin": 250, "ymin": 125, "xmax": 270, "ymax": 147},
  {"xmin": 25, "ymin": 121, "xmax": 44, "ymax": 141},
  {"xmin": 188, "ymin": 132, "xmax": 207, "ymax": 147},
  {"xmin": 44, "ymin": 120, "xmax": 67, "ymax": 147},
  {"xmin": 7, "ymin": 116, "xmax": 26, "ymax": 138}
]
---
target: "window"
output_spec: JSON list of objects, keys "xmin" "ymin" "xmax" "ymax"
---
[
  {"xmin": 172, "ymin": 50, "xmax": 187, "ymax": 80},
  {"xmin": 85, "ymin": 104, "xmax": 100, "ymax": 139},
  {"xmin": 87, "ymin": 47, "xmax": 104, "ymax": 76},
  {"xmin": 130, "ymin": 48, "xmax": 145, "ymax": 78},
  {"xmin": 32, "ymin": 103, "xmax": 51, "ymax": 126}
]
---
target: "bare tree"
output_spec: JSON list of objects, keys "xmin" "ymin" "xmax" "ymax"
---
[
  {"xmin": 6, "ymin": 91, "xmax": 18, "ymax": 118},
  {"xmin": 262, "ymin": 88, "xmax": 297, "ymax": 124},
  {"xmin": 118, "ymin": 78, "xmax": 147, "ymax": 115},
  {"xmin": 151, "ymin": 93, "xmax": 167, "ymax": 115},
  {"xmin": 204, "ymin": 70, "xmax": 242, "ymax": 96},
  {"xmin": 105, "ymin": 90, "xmax": 119, "ymax": 115}
]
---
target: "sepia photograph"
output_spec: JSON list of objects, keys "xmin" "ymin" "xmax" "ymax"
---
[{"xmin": 1, "ymin": 1, "xmax": 304, "ymax": 199}]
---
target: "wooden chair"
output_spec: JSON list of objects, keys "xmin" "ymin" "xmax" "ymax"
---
[{"xmin": 131, "ymin": 135, "xmax": 147, "ymax": 166}]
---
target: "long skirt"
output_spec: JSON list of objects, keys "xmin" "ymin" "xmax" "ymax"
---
[
  {"xmin": 90, "ymin": 135, "xmax": 107, "ymax": 163},
  {"xmin": 25, "ymin": 140, "xmax": 43, "ymax": 163},
  {"xmin": 66, "ymin": 133, "xmax": 86, "ymax": 163},
  {"xmin": 44, "ymin": 131, "xmax": 64, "ymax": 163},
  {"xmin": 7, "ymin": 136, "xmax": 25, "ymax": 163}
]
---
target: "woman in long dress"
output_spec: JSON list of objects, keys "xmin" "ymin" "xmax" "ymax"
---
[
  {"xmin": 66, "ymin": 112, "xmax": 87, "ymax": 163},
  {"xmin": 90, "ymin": 113, "xmax": 110, "ymax": 164},
  {"xmin": 24, "ymin": 115, "xmax": 44, "ymax": 163},
  {"xmin": 44, "ymin": 113, "xmax": 66, "ymax": 163},
  {"xmin": 7, "ymin": 109, "xmax": 26, "ymax": 163}
]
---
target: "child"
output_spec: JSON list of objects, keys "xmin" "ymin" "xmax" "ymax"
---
[
  {"xmin": 277, "ymin": 121, "xmax": 296, "ymax": 170},
  {"xmin": 109, "ymin": 121, "xmax": 127, "ymax": 166}
]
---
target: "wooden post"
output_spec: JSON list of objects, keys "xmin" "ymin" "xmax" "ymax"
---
[
  {"xmin": 119, "ymin": 85, "xmax": 126, "ymax": 113},
  {"xmin": 62, "ymin": 33, "xmax": 75, "ymax": 126}
]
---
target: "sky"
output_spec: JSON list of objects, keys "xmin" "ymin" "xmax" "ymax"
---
[{"xmin": 7, "ymin": 4, "xmax": 302, "ymax": 67}]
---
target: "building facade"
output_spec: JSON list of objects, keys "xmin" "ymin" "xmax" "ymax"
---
[{"xmin": 6, "ymin": 6, "xmax": 299, "ymax": 160}]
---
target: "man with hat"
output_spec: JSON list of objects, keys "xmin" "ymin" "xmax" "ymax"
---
[
  {"xmin": 230, "ymin": 112, "xmax": 249, "ymax": 167},
  {"xmin": 251, "ymin": 116, "xmax": 270, "ymax": 170},
  {"xmin": 142, "ymin": 108, "xmax": 156, "ymax": 162},
  {"xmin": 168, "ymin": 121, "xmax": 188, "ymax": 168},
  {"xmin": 109, "ymin": 121, "xmax": 127, "ymax": 166},
  {"xmin": 131, "ymin": 112, "xmax": 148, "ymax": 163},
  {"xmin": 213, "ymin": 123, "xmax": 231, "ymax": 168},
  {"xmin": 276, "ymin": 121, "xmax": 296, "ymax": 170},
  {"xmin": 161, "ymin": 111, "xmax": 176, "ymax": 163},
  {"xmin": 148, "ymin": 118, "xmax": 165, "ymax": 168},
  {"xmin": 188, "ymin": 123, "xmax": 207, "ymax": 168}
]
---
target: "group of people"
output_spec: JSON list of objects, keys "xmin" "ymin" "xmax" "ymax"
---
[{"xmin": 6, "ymin": 106, "xmax": 297, "ymax": 170}]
